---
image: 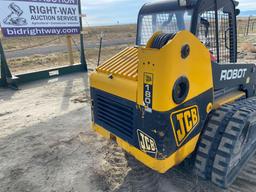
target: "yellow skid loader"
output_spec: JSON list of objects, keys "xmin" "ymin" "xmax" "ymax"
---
[{"xmin": 90, "ymin": 0, "xmax": 256, "ymax": 188}]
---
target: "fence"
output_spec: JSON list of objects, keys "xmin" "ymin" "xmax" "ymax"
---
[
  {"xmin": 237, "ymin": 16, "xmax": 256, "ymax": 36},
  {"xmin": 3, "ymin": 35, "xmax": 82, "ymax": 73},
  {"xmin": 0, "ymin": 34, "xmax": 88, "ymax": 88}
]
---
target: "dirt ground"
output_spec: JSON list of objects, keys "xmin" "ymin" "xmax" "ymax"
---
[
  {"xmin": 7, "ymin": 44, "xmax": 129, "ymax": 74},
  {"xmin": 1, "ymin": 73, "xmax": 256, "ymax": 192}
]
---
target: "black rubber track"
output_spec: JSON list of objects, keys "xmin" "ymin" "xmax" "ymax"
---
[
  {"xmin": 195, "ymin": 104, "xmax": 236, "ymax": 179},
  {"xmin": 195, "ymin": 97, "xmax": 256, "ymax": 188}
]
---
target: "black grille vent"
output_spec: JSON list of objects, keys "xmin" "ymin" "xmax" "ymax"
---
[{"xmin": 95, "ymin": 94, "xmax": 134, "ymax": 139}]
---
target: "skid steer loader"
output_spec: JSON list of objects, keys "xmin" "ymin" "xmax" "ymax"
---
[{"xmin": 90, "ymin": 0, "xmax": 256, "ymax": 188}]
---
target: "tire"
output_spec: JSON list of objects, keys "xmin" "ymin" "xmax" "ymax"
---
[{"xmin": 195, "ymin": 97, "xmax": 256, "ymax": 188}]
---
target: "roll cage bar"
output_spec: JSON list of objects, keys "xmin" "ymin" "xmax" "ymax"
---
[{"xmin": 136, "ymin": 0, "xmax": 239, "ymax": 63}]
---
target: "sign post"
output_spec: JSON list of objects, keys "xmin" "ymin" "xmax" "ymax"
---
[
  {"xmin": 66, "ymin": 35, "xmax": 74, "ymax": 65},
  {"xmin": 0, "ymin": 37, "xmax": 15, "ymax": 88},
  {"xmin": 0, "ymin": 38, "xmax": 7, "ymax": 87}
]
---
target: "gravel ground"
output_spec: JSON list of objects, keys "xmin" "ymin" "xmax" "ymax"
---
[{"xmin": 0, "ymin": 73, "xmax": 256, "ymax": 192}]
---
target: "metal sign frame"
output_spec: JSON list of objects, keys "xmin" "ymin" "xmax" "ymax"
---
[
  {"xmin": 0, "ymin": 38, "xmax": 12, "ymax": 87},
  {"xmin": 0, "ymin": 0, "xmax": 87, "ymax": 88}
]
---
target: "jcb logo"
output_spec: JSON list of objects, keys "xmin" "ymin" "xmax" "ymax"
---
[
  {"xmin": 171, "ymin": 106, "xmax": 200, "ymax": 147},
  {"xmin": 144, "ymin": 73, "xmax": 153, "ymax": 85},
  {"xmin": 137, "ymin": 130, "xmax": 157, "ymax": 154}
]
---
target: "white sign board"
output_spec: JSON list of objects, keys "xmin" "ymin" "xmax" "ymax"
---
[{"xmin": 0, "ymin": 0, "xmax": 80, "ymax": 37}]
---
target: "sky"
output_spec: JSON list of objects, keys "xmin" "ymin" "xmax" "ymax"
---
[{"xmin": 82, "ymin": 0, "xmax": 256, "ymax": 26}]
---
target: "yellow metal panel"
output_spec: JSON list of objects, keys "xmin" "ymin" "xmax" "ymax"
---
[
  {"xmin": 137, "ymin": 30, "xmax": 214, "ymax": 112},
  {"xmin": 97, "ymin": 47, "xmax": 139, "ymax": 81},
  {"xmin": 90, "ymin": 31, "xmax": 214, "ymax": 173},
  {"xmin": 93, "ymin": 124, "xmax": 200, "ymax": 173},
  {"xmin": 98, "ymin": 48, "xmax": 131, "ymax": 70},
  {"xmin": 90, "ymin": 72, "xmax": 137, "ymax": 102},
  {"xmin": 213, "ymin": 91, "xmax": 246, "ymax": 109},
  {"xmin": 93, "ymin": 123, "xmax": 111, "ymax": 139}
]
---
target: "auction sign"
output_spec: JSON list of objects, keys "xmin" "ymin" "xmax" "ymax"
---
[{"xmin": 0, "ymin": 0, "xmax": 80, "ymax": 37}]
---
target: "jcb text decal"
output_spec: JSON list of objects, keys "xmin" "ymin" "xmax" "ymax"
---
[
  {"xmin": 171, "ymin": 106, "xmax": 200, "ymax": 147},
  {"xmin": 137, "ymin": 130, "xmax": 157, "ymax": 154},
  {"xmin": 143, "ymin": 73, "xmax": 153, "ymax": 111}
]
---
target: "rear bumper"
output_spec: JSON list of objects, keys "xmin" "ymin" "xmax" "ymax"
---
[
  {"xmin": 90, "ymin": 87, "xmax": 210, "ymax": 173},
  {"xmin": 93, "ymin": 123, "xmax": 200, "ymax": 173}
]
